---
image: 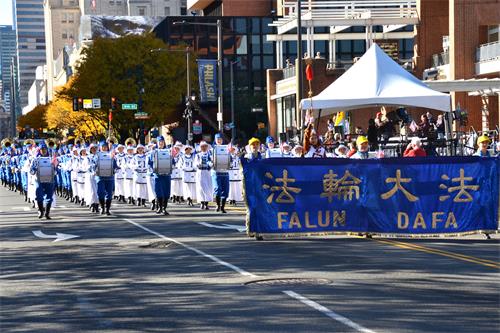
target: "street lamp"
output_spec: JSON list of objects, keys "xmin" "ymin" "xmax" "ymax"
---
[
  {"xmin": 150, "ymin": 47, "xmax": 192, "ymax": 144},
  {"xmin": 173, "ymin": 19, "xmax": 223, "ymax": 133}
]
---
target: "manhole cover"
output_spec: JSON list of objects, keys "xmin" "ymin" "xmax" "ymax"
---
[
  {"xmin": 244, "ymin": 278, "xmax": 331, "ymax": 286},
  {"xmin": 139, "ymin": 241, "xmax": 173, "ymax": 249}
]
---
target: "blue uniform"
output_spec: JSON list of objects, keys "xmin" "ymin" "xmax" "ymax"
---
[{"xmin": 30, "ymin": 154, "xmax": 55, "ymax": 207}]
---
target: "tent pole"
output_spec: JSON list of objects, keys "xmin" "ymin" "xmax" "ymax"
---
[{"xmin": 316, "ymin": 109, "xmax": 322, "ymax": 132}]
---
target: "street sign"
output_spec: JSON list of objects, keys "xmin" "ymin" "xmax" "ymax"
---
[
  {"xmin": 134, "ymin": 112, "xmax": 149, "ymax": 120},
  {"xmin": 122, "ymin": 103, "xmax": 138, "ymax": 110},
  {"xmin": 193, "ymin": 120, "xmax": 202, "ymax": 134},
  {"xmin": 83, "ymin": 99, "xmax": 93, "ymax": 109},
  {"xmin": 92, "ymin": 98, "xmax": 101, "ymax": 109}
]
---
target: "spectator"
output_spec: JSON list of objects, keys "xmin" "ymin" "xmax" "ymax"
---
[
  {"xmin": 347, "ymin": 141, "xmax": 357, "ymax": 157},
  {"xmin": 474, "ymin": 135, "xmax": 492, "ymax": 157},
  {"xmin": 435, "ymin": 114, "xmax": 445, "ymax": 139},
  {"xmin": 335, "ymin": 144, "xmax": 348, "ymax": 158},
  {"xmin": 417, "ymin": 114, "xmax": 431, "ymax": 137},
  {"xmin": 375, "ymin": 107, "xmax": 392, "ymax": 141},
  {"xmin": 367, "ymin": 118, "xmax": 378, "ymax": 150},
  {"xmin": 404, "ymin": 137, "xmax": 427, "ymax": 157},
  {"xmin": 350, "ymin": 136, "xmax": 370, "ymax": 159}
]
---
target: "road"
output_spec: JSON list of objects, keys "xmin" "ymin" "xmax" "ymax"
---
[{"xmin": 0, "ymin": 185, "xmax": 499, "ymax": 333}]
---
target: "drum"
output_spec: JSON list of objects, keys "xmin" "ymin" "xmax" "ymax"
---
[
  {"xmin": 267, "ymin": 148, "xmax": 282, "ymax": 158},
  {"xmin": 96, "ymin": 152, "xmax": 114, "ymax": 177},
  {"xmin": 213, "ymin": 145, "xmax": 230, "ymax": 171},
  {"xmin": 37, "ymin": 157, "xmax": 54, "ymax": 183},
  {"xmin": 154, "ymin": 149, "xmax": 172, "ymax": 175}
]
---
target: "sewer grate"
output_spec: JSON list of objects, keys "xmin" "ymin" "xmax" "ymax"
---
[
  {"xmin": 244, "ymin": 278, "xmax": 331, "ymax": 286},
  {"xmin": 139, "ymin": 241, "xmax": 173, "ymax": 249}
]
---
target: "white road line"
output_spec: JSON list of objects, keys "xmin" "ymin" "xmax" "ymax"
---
[
  {"xmin": 123, "ymin": 218, "xmax": 258, "ymax": 278},
  {"xmin": 283, "ymin": 290, "xmax": 377, "ymax": 333},
  {"xmin": 10, "ymin": 207, "xmax": 30, "ymax": 211}
]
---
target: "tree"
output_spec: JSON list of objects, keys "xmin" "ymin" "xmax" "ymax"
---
[
  {"xmin": 17, "ymin": 104, "xmax": 48, "ymax": 130},
  {"xmin": 46, "ymin": 81, "xmax": 106, "ymax": 139},
  {"xmin": 58, "ymin": 34, "xmax": 197, "ymax": 140}
]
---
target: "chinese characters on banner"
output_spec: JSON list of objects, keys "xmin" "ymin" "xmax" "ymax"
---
[{"xmin": 242, "ymin": 157, "xmax": 499, "ymax": 236}]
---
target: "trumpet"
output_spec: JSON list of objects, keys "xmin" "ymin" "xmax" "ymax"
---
[
  {"xmin": 107, "ymin": 136, "xmax": 118, "ymax": 145},
  {"xmin": 74, "ymin": 137, "xmax": 85, "ymax": 147},
  {"xmin": 125, "ymin": 137, "xmax": 136, "ymax": 147},
  {"xmin": 46, "ymin": 138, "xmax": 58, "ymax": 149},
  {"xmin": 24, "ymin": 138, "xmax": 35, "ymax": 147},
  {"xmin": 1, "ymin": 138, "xmax": 12, "ymax": 148}
]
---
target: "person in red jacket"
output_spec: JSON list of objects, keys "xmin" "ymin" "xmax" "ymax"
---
[{"xmin": 404, "ymin": 137, "xmax": 427, "ymax": 157}]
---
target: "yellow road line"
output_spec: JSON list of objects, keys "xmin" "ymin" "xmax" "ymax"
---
[{"xmin": 371, "ymin": 238, "xmax": 500, "ymax": 269}]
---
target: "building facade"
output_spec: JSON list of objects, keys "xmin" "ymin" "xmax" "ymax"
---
[
  {"xmin": 0, "ymin": 25, "xmax": 17, "ymax": 114},
  {"xmin": 415, "ymin": 0, "xmax": 500, "ymax": 132},
  {"xmin": 128, "ymin": 0, "xmax": 186, "ymax": 16},
  {"xmin": 187, "ymin": 0, "xmax": 276, "ymax": 17},
  {"xmin": 13, "ymin": 0, "xmax": 47, "ymax": 110}
]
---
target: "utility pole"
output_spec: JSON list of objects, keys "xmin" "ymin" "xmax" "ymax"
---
[
  {"xmin": 186, "ymin": 48, "xmax": 193, "ymax": 145},
  {"xmin": 230, "ymin": 60, "xmax": 239, "ymax": 143},
  {"xmin": 216, "ymin": 19, "xmax": 223, "ymax": 133},
  {"xmin": 297, "ymin": 0, "xmax": 303, "ymax": 136}
]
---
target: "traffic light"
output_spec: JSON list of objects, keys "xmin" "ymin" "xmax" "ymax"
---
[
  {"xmin": 111, "ymin": 97, "xmax": 117, "ymax": 111},
  {"xmin": 72, "ymin": 97, "xmax": 78, "ymax": 111},
  {"xmin": 77, "ymin": 98, "xmax": 83, "ymax": 110}
]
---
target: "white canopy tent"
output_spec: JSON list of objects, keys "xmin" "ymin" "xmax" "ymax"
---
[{"xmin": 300, "ymin": 43, "xmax": 451, "ymax": 115}]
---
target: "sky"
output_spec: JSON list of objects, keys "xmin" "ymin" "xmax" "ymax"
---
[{"xmin": 0, "ymin": 0, "xmax": 14, "ymax": 26}]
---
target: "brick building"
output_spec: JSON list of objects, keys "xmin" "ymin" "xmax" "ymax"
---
[{"xmin": 187, "ymin": 0, "xmax": 276, "ymax": 16}]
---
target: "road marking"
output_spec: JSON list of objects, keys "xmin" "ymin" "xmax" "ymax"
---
[
  {"xmin": 32, "ymin": 230, "xmax": 80, "ymax": 242},
  {"xmin": 123, "ymin": 218, "xmax": 258, "ymax": 278},
  {"xmin": 11, "ymin": 206, "xmax": 30, "ymax": 211},
  {"xmin": 369, "ymin": 238, "xmax": 500, "ymax": 269},
  {"xmin": 198, "ymin": 222, "xmax": 246, "ymax": 232},
  {"xmin": 283, "ymin": 291, "xmax": 377, "ymax": 333}
]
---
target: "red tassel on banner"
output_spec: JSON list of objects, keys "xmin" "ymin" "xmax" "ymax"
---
[
  {"xmin": 305, "ymin": 64, "xmax": 313, "ymax": 81},
  {"xmin": 109, "ymin": 111, "xmax": 113, "ymax": 122}
]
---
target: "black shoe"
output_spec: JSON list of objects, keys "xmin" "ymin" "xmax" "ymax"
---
[
  {"xmin": 99, "ymin": 200, "xmax": 106, "ymax": 215},
  {"xmin": 163, "ymin": 201, "xmax": 169, "ymax": 215},
  {"xmin": 204, "ymin": 202, "xmax": 209, "ymax": 210},
  {"xmin": 221, "ymin": 198, "xmax": 227, "ymax": 214},
  {"xmin": 37, "ymin": 202, "xmax": 44, "ymax": 219},
  {"xmin": 105, "ymin": 200, "xmax": 112, "ymax": 216},
  {"xmin": 215, "ymin": 196, "xmax": 221, "ymax": 212},
  {"xmin": 151, "ymin": 199, "xmax": 156, "ymax": 211},
  {"xmin": 45, "ymin": 203, "xmax": 52, "ymax": 220}
]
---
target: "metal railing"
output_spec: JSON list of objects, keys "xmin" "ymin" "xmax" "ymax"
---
[
  {"xmin": 283, "ymin": 65, "xmax": 296, "ymax": 79},
  {"xmin": 279, "ymin": 0, "xmax": 417, "ymax": 20},
  {"xmin": 476, "ymin": 41, "xmax": 500, "ymax": 62},
  {"xmin": 431, "ymin": 51, "xmax": 449, "ymax": 68}
]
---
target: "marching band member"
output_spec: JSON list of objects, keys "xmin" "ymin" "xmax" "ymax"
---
[
  {"xmin": 303, "ymin": 124, "xmax": 326, "ymax": 158},
  {"xmin": 211, "ymin": 133, "xmax": 229, "ymax": 213},
  {"xmin": 114, "ymin": 144, "xmax": 127, "ymax": 203},
  {"xmin": 170, "ymin": 142, "xmax": 184, "ymax": 204},
  {"xmin": 228, "ymin": 145, "xmax": 243, "ymax": 205},
  {"xmin": 264, "ymin": 136, "xmax": 277, "ymax": 158},
  {"xmin": 195, "ymin": 141, "xmax": 213, "ymax": 210},
  {"xmin": 149, "ymin": 136, "xmax": 172, "ymax": 215},
  {"xmin": 123, "ymin": 145, "xmax": 136, "ymax": 205},
  {"xmin": 244, "ymin": 137, "xmax": 263, "ymax": 162},
  {"xmin": 20, "ymin": 145, "xmax": 30, "ymax": 201},
  {"xmin": 474, "ymin": 135, "xmax": 492, "ymax": 157},
  {"xmin": 146, "ymin": 142, "xmax": 157, "ymax": 210},
  {"xmin": 84, "ymin": 144, "xmax": 99, "ymax": 213},
  {"xmin": 30, "ymin": 143, "xmax": 57, "ymax": 219},
  {"xmin": 131, "ymin": 144, "xmax": 148, "ymax": 207},
  {"xmin": 70, "ymin": 147, "xmax": 80, "ymax": 203},
  {"xmin": 350, "ymin": 136, "xmax": 371, "ymax": 159},
  {"xmin": 180, "ymin": 145, "xmax": 196, "ymax": 206},
  {"xmin": 27, "ymin": 146, "xmax": 38, "ymax": 206},
  {"xmin": 76, "ymin": 148, "xmax": 87, "ymax": 206},
  {"xmin": 94, "ymin": 141, "xmax": 117, "ymax": 215}
]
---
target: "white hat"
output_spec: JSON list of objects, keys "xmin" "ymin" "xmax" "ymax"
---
[
  {"xmin": 199, "ymin": 141, "xmax": 209, "ymax": 147},
  {"xmin": 335, "ymin": 144, "xmax": 348, "ymax": 155}
]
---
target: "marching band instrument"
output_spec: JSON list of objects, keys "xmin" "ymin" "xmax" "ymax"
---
[
  {"xmin": 153, "ymin": 149, "xmax": 172, "ymax": 175},
  {"xmin": 96, "ymin": 152, "xmax": 114, "ymax": 177},
  {"xmin": 37, "ymin": 157, "xmax": 55, "ymax": 183},
  {"xmin": 24, "ymin": 139, "xmax": 35, "ymax": 146},
  {"xmin": 125, "ymin": 137, "xmax": 136, "ymax": 147},
  {"xmin": 267, "ymin": 148, "xmax": 282, "ymax": 158},
  {"xmin": 107, "ymin": 136, "xmax": 118, "ymax": 145},
  {"xmin": 1, "ymin": 138, "xmax": 12, "ymax": 148},
  {"xmin": 213, "ymin": 145, "xmax": 230, "ymax": 171},
  {"xmin": 74, "ymin": 137, "xmax": 85, "ymax": 146}
]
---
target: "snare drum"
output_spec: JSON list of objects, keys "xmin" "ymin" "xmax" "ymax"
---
[
  {"xmin": 154, "ymin": 149, "xmax": 172, "ymax": 175},
  {"xmin": 37, "ymin": 157, "xmax": 54, "ymax": 183},
  {"xmin": 213, "ymin": 145, "xmax": 230, "ymax": 171},
  {"xmin": 96, "ymin": 152, "xmax": 114, "ymax": 177}
]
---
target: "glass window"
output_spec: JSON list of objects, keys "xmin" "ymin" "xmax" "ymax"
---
[
  {"xmin": 138, "ymin": 7, "xmax": 145, "ymax": 15},
  {"xmin": 236, "ymin": 35, "xmax": 247, "ymax": 55},
  {"xmin": 251, "ymin": 35, "xmax": 260, "ymax": 55},
  {"xmin": 253, "ymin": 71, "xmax": 262, "ymax": 90},
  {"xmin": 68, "ymin": 13, "xmax": 74, "ymax": 23},
  {"xmin": 262, "ymin": 18, "xmax": 273, "ymax": 34},
  {"xmin": 251, "ymin": 18, "xmax": 260, "ymax": 34},
  {"xmin": 263, "ymin": 55, "xmax": 274, "ymax": 69},
  {"xmin": 109, "ymin": 0, "xmax": 114, "ymax": 5},
  {"xmin": 314, "ymin": 41, "xmax": 326, "ymax": 55},
  {"xmin": 263, "ymin": 38, "xmax": 273, "ymax": 54},
  {"xmin": 236, "ymin": 55, "xmax": 248, "ymax": 70},
  {"xmin": 353, "ymin": 40, "xmax": 364, "ymax": 54},
  {"xmin": 164, "ymin": 7, "xmax": 170, "ymax": 15},
  {"xmin": 62, "ymin": 31, "xmax": 68, "ymax": 39},
  {"xmin": 252, "ymin": 56, "xmax": 261, "ymax": 70},
  {"xmin": 276, "ymin": 98, "xmax": 283, "ymax": 134},
  {"xmin": 234, "ymin": 18, "xmax": 247, "ymax": 34},
  {"xmin": 338, "ymin": 40, "xmax": 351, "ymax": 53},
  {"xmin": 61, "ymin": 13, "xmax": 67, "ymax": 22},
  {"xmin": 287, "ymin": 41, "xmax": 297, "ymax": 54}
]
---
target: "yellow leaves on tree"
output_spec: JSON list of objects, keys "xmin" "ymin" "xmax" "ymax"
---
[
  {"xmin": 17, "ymin": 104, "xmax": 48, "ymax": 130},
  {"xmin": 47, "ymin": 82, "xmax": 106, "ymax": 138}
]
